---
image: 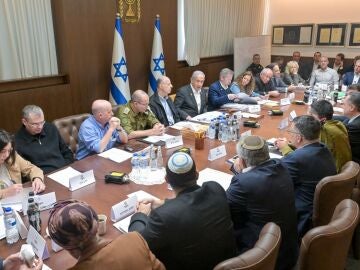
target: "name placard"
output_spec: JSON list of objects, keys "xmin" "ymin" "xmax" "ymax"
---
[
  {"xmin": 208, "ymin": 145, "xmax": 227, "ymax": 161},
  {"xmin": 248, "ymin": 105, "xmax": 261, "ymax": 113},
  {"xmin": 165, "ymin": 135, "xmax": 183, "ymax": 149},
  {"xmin": 289, "ymin": 110, "xmax": 297, "ymax": 122},
  {"xmin": 69, "ymin": 170, "xmax": 95, "ymax": 191},
  {"xmin": 278, "ymin": 118, "xmax": 289, "ymax": 130},
  {"xmin": 15, "ymin": 211, "xmax": 28, "ymax": 239},
  {"xmin": 26, "ymin": 226, "xmax": 50, "ymax": 260},
  {"xmin": 111, "ymin": 195, "xmax": 137, "ymax": 222},
  {"xmin": 280, "ymin": 98, "xmax": 291, "ymax": 106}
]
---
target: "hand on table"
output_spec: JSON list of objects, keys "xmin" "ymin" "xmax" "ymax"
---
[{"xmin": 32, "ymin": 179, "xmax": 45, "ymax": 194}]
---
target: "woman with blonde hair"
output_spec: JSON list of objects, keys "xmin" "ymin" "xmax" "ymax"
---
[{"xmin": 283, "ymin": 61, "xmax": 306, "ymax": 86}]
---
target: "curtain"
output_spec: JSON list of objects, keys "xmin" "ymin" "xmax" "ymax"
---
[
  {"xmin": 183, "ymin": 0, "xmax": 265, "ymax": 66},
  {"xmin": 0, "ymin": 0, "xmax": 58, "ymax": 80}
]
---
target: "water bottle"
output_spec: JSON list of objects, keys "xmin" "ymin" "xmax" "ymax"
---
[
  {"xmin": 157, "ymin": 146, "xmax": 163, "ymax": 168},
  {"xmin": 214, "ymin": 117, "xmax": 220, "ymax": 139},
  {"xmin": 149, "ymin": 146, "xmax": 157, "ymax": 171},
  {"xmin": 27, "ymin": 198, "xmax": 41, "ymax": 233},
  {"xmin": 208, "ymin": 120, "xmax": 215, "ymax": 139},
  {"xmin": 4, "ymin": 207, "xmax": 14, "ymax": 230},
  {"xmin": 6, "ymin": 218, "xmax": 19, "ymax": 244},
  {"xmin": 131, "ymin": 153, "xmax": 140, "ymax": 180},
  {"xmin": 221, "ymin": 121, "xmax": 229, "ymax": 143},
  {"xmin": 218, "ymin": 119, "xmax": 224, "ymax": 141},
  {"xmin": 139, "ymin": 153, "xmax": 148, "ymax": 179}
]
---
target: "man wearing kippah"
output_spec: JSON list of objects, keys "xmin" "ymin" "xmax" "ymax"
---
[
  {"xmin": 129, "ymin": 152, "xmax": 236, "ymax": 270},
  {"xmin": 227, "ymin": 135, "xmax": 298, "ymax": 270}
]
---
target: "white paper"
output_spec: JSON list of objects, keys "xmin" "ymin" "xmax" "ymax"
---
[
  {"xmin": 69, "ymin": 170, "xmax": 95, "ymax": 191},
  {"xmin": 221, "ymin": 103, "xmax": 249, "ymax": 111},
  {"xmin": 26, "ymin": 226, "xmax": 49, "ymax": 260},
  {"xmin": 289, "ymin": 110, "xmax": 297, "ymax": 121},
  {"xmin": 113, "ymin": 214, "xmax": 132, "ymax": 233},
  {"xmin": 98, "ymin": 148, "xmax": 133, "ymax": 163},
  {"xmin": 270, "ymin": 153, "xmax": 283, "ymax": 159},
  {"xmin": 129, "ymin": 167, "xmax": 166, "ymax": 185},
  {"xmin": 191, "ymin": 111, "xmax": 224, "ymax": 123},
  {"xmin": 0, "ymin": 216, "xmax": 5, "ymax": 240},
  {"xmin": 248, "ymin": 105, "xmax": 261, "ymax": 113},
  {"xmin": 143, "ymin": 134, "xmax": 174, "ymax": 144},
  {"xmin": 171, "ymin": 121, "xmax": 207, "ymax": 131},
  {"xmin": 15, "ymin": 211, "xmax": 28, "ymax": 239},
  {"xmin": 127, "ymin": 190, "xmax": 158, "ymax": 201},
  {"xmin": 111, "ymin": 196, "xmax": 137, "ymax": 222},
  {"xmin": 48, "ymin": 167, "xmax": 81, "ymax": 188},
  {"xmin": 288, "ymin": 92, "xmax": 295, "ymax": 101},
  {"xmin": 208, "ymin": 145, "xmax": 227, "ymax": 161},
  {"xmin": 197, "ymin": 168, "xmax": 233, "ymax": 191},
  {"xmin": 42, "ymin": 264, "xmax": 52, "ymax": 270},
  {"xmin": 280, "ymin": 98, "xmax": 291, "ymax": 106},
  {"xmin": 241, "ymin": 113, "xmax": 261, "ymax": 119}
]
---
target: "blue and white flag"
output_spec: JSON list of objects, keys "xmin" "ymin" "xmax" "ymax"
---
[
  {"xmin": 110, "ymin": 14, "xmax": 130, "ymax": 105},
  {"xmin": 148, "ymin": 15, "xmax": 166, "ymax": 96}
]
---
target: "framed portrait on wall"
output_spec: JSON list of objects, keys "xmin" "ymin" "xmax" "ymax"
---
[
  {"xmin": 316, "ymin": 23, "xmax": 346, "ymax": 46},
  {"xmin": 272, "ymin": 24, "xmax": 313, "ymax": 46},
  {"xmin": 349, "ymin": 23, "xmax": 360, "ymax": 46}
]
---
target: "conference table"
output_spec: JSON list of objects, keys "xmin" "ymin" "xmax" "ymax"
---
[{"xmin": 0, "ymin": 90, "xmax": 311, "ymax": 269}]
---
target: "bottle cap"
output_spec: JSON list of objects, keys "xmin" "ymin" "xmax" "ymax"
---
[
  {"xmin": 4, "ymin": 207, "xmax": 12, "ymax": 213},
  {"xmin": 28, "ymin": 198, "xmax": 34, "ymax": 203},
  {"xmin": 29, "ymin": 191, "xmax": 35, "ymax": 197}
]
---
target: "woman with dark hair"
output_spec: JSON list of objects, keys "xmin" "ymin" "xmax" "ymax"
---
[
  {"xmin": 0, "ymin": 129, "xmax": 45, "ymax": 199},
  {"xmin": 230, "ymin": 71, "xmax": 260, "ymax": 103}
]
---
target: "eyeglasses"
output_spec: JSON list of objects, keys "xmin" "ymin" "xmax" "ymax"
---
[
  {"xmin": 135, "ymin": 101, "xmax": 148, "ymax": 107},
  {"xmin": 286, "ymin": 129, "xmax": 301, "ymax": 135},
  {"xmin": 26, "ymin": 120, "xmax": 45, "ymax": 127}
]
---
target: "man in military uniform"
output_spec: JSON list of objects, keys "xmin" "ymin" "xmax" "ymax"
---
[{"xmin": 117, "ymin": 90, "xmax": 165, "ymax": 139}]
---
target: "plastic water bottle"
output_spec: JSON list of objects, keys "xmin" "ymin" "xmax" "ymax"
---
[
  {"xmin": 149, "ymin": 146, "xmax": 157, "ymax": 171},
  {"xmin": 131, "ymin": 153, "xmax": 140, "ymax": 180},
  {"xmin": 139, "ymin": 153, "xmax": 148, "ymax": 178},
  {"xmin": 5, "ymin": 217, "xmax": 19, "ymax": 244},
  {"xmin": 27, "ymin": 198, "xmax": 41, "ymax": 233},
  {"xmin": 4, "ymin": 207, "xmax": 14, "ymax": 229},
  {"xmin": 157, "ymin": 146, "xmax": 163, "ymax": 168},
  {"xmin": 208, "ymin": 119, "xmax": 216, "ymax": 139}
]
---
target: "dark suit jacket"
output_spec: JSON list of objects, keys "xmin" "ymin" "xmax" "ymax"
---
[
  {"xmin": 149, "ymin": 92, "xmax": 180, "ymax": 127},
  {"xmin": 281, "ymin": 142, "xmax": 337, "ymax": 237},
  {"xmin": 174, "ymin": 84, "xmax": 207, "ymax": 119},
  {"xmin": 208, "ymin": 81, "xmax": 233, "ymax": 111},
  {"xmin": 344, "ymin": 115, "xmax": 360, "ymax": 163},
  {"xmin": 129, "ymin": 182, "xmax": 237, "ymax": 270},
  {"xmin": 254, "ymin": 76, "xmax": 275, "ymax": 95},
  {"xmin": 298, "ymin": 61, "xmax": 312, "ymax": 81},
  {"xmin": 343, "ymin": 71, "xmax": 360, "ymax": 86},
  {"xmin": 226, "ymin": 159, "xmax": 298, "ymax": 270}
]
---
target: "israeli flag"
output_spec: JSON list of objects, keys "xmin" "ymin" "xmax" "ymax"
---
[
  {"xmin": 110, "ymin": 14, "xmax": 130, "ymax": 105},
  {"xmin": 148, "ymin": 15, "xmax": 166, "ymax": 96}
]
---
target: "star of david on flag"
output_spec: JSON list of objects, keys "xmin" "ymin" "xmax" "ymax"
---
[
  {"xmin": 148, "ymin": 15, "xmax": 166, "ymax": 96},
  {"xmin": 110, "ymin": 14, "xmax": 130, "ymax": 105}
]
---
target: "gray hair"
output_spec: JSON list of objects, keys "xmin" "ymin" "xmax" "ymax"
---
[
  {"xmin": 236, "ymin": 136, "xmax": 270, "ymax": 167},
  {"xmin": 293, "ymin": 115, "xmax": 320, "ymax": 141},
  {"xmin": 348, "ymin": 92, "xmax": 360, "ymax": 112},
  {"xmin": 260, "ymin": 68, "xmax": 272, "ymax": 77},
  {"xmin": 131, "ymin": 89, "xmax": 147, "ymax": 103},
  {"xmin": 191, "ymin": 70, "xmax": 205, "ymax": 80},
  {"xmin": 22, "ymin": 105, "xmax": 43, "ymax": 119},
  {"xmin": 220, "ymin": 68, "xmax": 234, "ymax": 78}
]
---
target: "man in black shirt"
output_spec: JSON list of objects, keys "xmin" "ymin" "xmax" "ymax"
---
[
  {"xmin": 254, "ymin": 68, "xmax": 280, "ymax": 97},
  {"xmin": 15, "ymin": 105, "xmax": 74, "ymax": 174},
  {"xmin": 246, "ymin": 54, "xmax": 263, "ymax": 76}
]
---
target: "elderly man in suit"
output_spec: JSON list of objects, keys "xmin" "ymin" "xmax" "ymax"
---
[
  {"xmin": 343, "ymin": 59, "xmax": 360, "ymax": 86},
  {"xmin": 343, "ymin": 92, "xmax": 360, "ymax": 163},
  {"xmin": 129, "ymin": 152, "xmax": 236, "ymax": 270},
  {"xmin": 275, "ymin": 115, "xmax": 337, "ymax": 238},
  {"xmin": 174, "ymin": 70, "xmax": 207, "ymax": 120},
  {"xmin": 227, "ymin": 135, "xmax": 298, "ymax": 270}
]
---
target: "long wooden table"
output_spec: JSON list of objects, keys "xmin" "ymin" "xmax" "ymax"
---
[{"xmin": 0, "ymin": 91, "xmax": 309, "ymax": 269}]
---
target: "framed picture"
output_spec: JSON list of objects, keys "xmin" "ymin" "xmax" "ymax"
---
[
  {"xmin": 349, "ymin": 23, "xmax": 360, "ymax": 46},
  {"xmin": 272, "ymin": 24, "xmax": 313, "ymax": 46},
  {"xmin": 316, "ymin": 23, "xmax": 346, "ymax": 46}
]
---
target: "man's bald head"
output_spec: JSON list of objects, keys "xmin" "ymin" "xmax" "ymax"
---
[
  {"xmin": 131, "ymin": 90, "xmax": 148, "ymax": 103},
  {"xmin": 92, "ymin": 100, "xmax": 112, "ymax": 115}
]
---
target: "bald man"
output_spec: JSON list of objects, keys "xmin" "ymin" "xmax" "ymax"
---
[
  {"xmin": 309, "ymin": 56, "xmax": 339, "ymax": 89},
  {"xmin": 117, "ymin": 90, "xmax": 165, "ymax": 139},
  {"xmin": 76, "ymin": 99, "xmax": 128, "ymax": 160}
]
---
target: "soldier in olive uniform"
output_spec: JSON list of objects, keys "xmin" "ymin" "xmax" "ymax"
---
[{"xmin": 117, "ymin": 90, "xmax": 165, "ymax": 139}]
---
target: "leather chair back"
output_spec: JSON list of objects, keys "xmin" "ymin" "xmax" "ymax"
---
[
  {"xmin": 351, "ymin": 162, "xmax": 360, "ymax": 259},
  {"xmin": 53, "ymin": 113, "xmax": 90, "ymax": 153},
  {"xmin": 298, "ymin": 199, "xmax": 359, "ymax": 270},
  {"xmin": 213, "ymin": 222, "xmax": 281, "ymax": 270},
  {"xmin": 313, "ymin": 161, "xmax": 359, "ymax": 227}
]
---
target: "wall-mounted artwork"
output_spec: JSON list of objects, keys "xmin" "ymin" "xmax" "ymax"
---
[
  {"xmin": 316, "ymin": 23, "xmax": 346, "ymax": 46},
  {"xmin": 272, "ymin": 24, "xmax": 313, "ymax": 46}
]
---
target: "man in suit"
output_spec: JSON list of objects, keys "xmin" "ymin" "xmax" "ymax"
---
[
  {"xmin": 149, "ymin": 76, "xmax": 181, "ymax": 126},
  {"xmin": 226, "ymin": 135, "xmax": 298, "ymax": 270},
  {"xmin": 174, "ymin": 70, "xmax": 207, "ymax": 120},
  {"xmin": 343, "ymin": 59, "xmax": 360, "ymax": 86},
  {"xmin": 15, "ymin": 105, "xmax": 74, "ymax": 173},
  {"xmin": 129, "ymin": 152, "xmax": 236, "ymax": 270},
  {"xmin": 254, "ymin": 68, "xmax": 280, "ymax": 97},
  {"xmin": 343, "ymin": 92, "xmax": 360, "ymax": 163},
  {"xmin": 292, "ymin": 51, "xmax": 311, "ymax": 81},
  {"xmin": 275, "ymin": 115, "xmax": 337, "ymax": 237},
  {"xmin": 208, "ymin": 68, "xmax": 238, "ymax": 111}
]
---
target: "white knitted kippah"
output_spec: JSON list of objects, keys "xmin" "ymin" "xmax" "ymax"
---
[{"xmin": 167, "ymin": 152, "xmax": 193, "ymax": 174}]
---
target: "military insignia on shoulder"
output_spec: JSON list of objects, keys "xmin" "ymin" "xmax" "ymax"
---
[{"xmin": 123, "ymin": 107, "xmax": 130, "ymax": 114}]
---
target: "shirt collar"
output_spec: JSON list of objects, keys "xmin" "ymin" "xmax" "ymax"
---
[
  {"xmin": 220, "ymin": 81, "xmax": 228, "ymax": 90},
  {"xmin": 190, "ymin": 84, "xmax": 201, "ymax": 94},
  {"xmin": 349, "ymin": 113, "xmax": 360, "ymax": 124}
]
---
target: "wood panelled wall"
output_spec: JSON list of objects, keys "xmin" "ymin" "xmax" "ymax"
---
[{"xmin": 0, "ymin": 0, "xmax": 233, "ymax": 132}]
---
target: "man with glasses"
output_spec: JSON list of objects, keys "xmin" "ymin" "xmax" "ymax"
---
[
  {"xmin": 118, "ymin": 90, "xmax": 165, "ymax": 139},
  {"xmin": 254, "ymin": 68, "xmax": 280, "ymax": 97},
  {"xmin": 275, "ymin": 115, "xmax": 336, "ymax": 238},
  {"xmin": 76, "ymin": 100, "xmax": 128, "ymax": 160},
  {"xmin": 15, "ymin": 105, "xmax": 74, "ymax": 173}
]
